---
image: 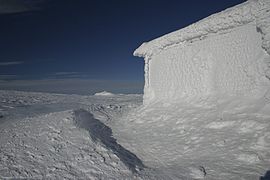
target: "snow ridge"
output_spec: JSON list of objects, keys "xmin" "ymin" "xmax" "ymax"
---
[
  {"xmin": 73, "ymin": 109, "xmax": 145, "ymax": 173},
  {"xmin": 94, "ymin": 91, "xmax": 115, "ymax": 96}
]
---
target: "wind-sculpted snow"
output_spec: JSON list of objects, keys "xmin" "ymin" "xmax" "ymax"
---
[
  {"xmin": 73, "ymin": 109, "xmax": 145, "ymax": 173},
  {"xmin": 0, "ymin": 111, "xmax": 139, "ymax": 179},
  {"xmin": 134, "ymin": 0, "xmax": 270, "ymax": 104},
  {"xmin": 0, "ymin": 90, "xmax": 270, "ymax": 179},
  {"xmin": 113, "ymin": 97, "xmax": 270, "ymax": 179},
  {"xmin": 0, "ymin": 91, "xmax": 145, "ymax": 179}
]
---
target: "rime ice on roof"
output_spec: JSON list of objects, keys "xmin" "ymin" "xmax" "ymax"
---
[{"xmin": 134, "ymin": 0, "xmax": 270, "ymax": 104}]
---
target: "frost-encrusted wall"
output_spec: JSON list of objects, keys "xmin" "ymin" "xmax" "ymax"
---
[
  {"xmin": 134, "ymin": 0, "xmax": 270, "ymax": 104},
  {"xmin": 150, "ymin": 24, "xmax": 267, "ymax": 101}
]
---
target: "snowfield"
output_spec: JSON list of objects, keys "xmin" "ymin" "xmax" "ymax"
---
[
  {"xmin": 113, "ymin": 95, "xmax": 270, "ymax": 179},
  {"xmin": 1, "ymin": 0, "xmax": 270, "ymax": 179},
  {"xmin": 0, "ymin": 90, "xmax": 149, "ymax": 179},
  {"xmin": 0, "ymin": 90, "xmax": 270, "ymax": 179}
]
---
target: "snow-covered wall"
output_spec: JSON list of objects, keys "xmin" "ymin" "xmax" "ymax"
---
[{"xmin": 134, "ymin": 0, "xmax": 270, "ymax": 104}]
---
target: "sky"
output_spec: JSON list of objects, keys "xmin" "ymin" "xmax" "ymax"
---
[{"xmin": 0, "ymin": 0, "xmax": 246, "ymax": 94}]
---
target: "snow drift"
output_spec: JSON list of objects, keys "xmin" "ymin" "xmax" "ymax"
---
[
  {"xmin": 94, "ymin": 91, "xmax": 115, "ymax": 96},
  {"xmin": 134, "ymin": 0, "xmax": 270, "ymax": 104}
]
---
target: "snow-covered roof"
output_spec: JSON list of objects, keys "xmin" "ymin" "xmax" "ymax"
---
[{"xmin": 134, "ymin": 0, "xmax": 270, "ymax": 58}]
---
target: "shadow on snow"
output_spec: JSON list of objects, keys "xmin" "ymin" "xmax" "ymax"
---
[{"xmin": 73, "ymin": 109, "xmax": 145, "ymax": 173}]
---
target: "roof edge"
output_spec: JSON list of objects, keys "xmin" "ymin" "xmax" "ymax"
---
[{"xmin": 134, "ymin": 0, "xmax": 270, "ymax": 58}]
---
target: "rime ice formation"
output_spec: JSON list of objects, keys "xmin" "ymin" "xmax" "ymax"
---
[{"xmin": 134, "ymin": 0, "xmax": 270, "ymax": 104}]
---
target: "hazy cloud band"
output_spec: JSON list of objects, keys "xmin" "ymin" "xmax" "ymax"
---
[{"xmin": 0, "ymin": 61, "xmax": 24, "ymax": 66}]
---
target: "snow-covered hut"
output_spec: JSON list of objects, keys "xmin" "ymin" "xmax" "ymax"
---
[{"xmin": 134, "ymin": 0, "xmax": 270, "ymax": 104}]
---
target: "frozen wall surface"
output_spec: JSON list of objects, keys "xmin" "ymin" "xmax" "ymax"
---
[{"xmin": 134, "ymin": 0, "xmax": 270, "ymax": 104}]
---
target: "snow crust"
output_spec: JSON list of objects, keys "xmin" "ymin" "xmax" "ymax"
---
[
  {"xmin": 113, "ymin": 96, "xmax": 270, "ymax": 180},
  {"xmin": 0, "ymin": 90, "xmax": 146, "ymax": 179},
  {"xmin": 134, "ymin": 0, "xmax": 270, "ymax": 104},
  {"xmin": 1, "ymin": 90, "xmax": 270, "ymax": 179}
]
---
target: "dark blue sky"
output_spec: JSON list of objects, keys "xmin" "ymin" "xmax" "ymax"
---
[{"xmin": 0, "ymin": 0, "xmax": 246, "ymax": 94}]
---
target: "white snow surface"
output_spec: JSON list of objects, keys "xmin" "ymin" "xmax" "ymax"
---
[
  {"xmin": 94, "ymin": 91, "xmax": 115, "ymax": 96},
  {"xmin": 134, "ymin": 0, "xmax": 270, "ymax": 104},
  {"xmin": 0, "ymin": 90, "xmax": 148, "ymax": 179},
  {"xmin": 113, "ymin": 96, "xmax": 270, "ymax": 180},
  {"xmin": 0, "ymin": 90, "xmax": 270, "ymax": 179}
]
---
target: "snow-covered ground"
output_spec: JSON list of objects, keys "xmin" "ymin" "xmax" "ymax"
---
[
  {"xmin": 0, "ymin": 90, "xmax": 270, "ymax": 179},
  {"xmin": 113, "ymin": 95, "xmax": 270, "ymax": 179},
  {"xmin": 0, "ymin": 90, "xmax": 152, "ymax": 179}
]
